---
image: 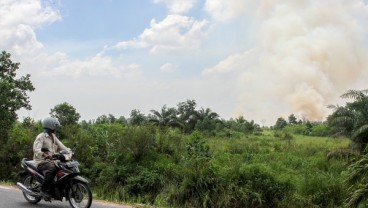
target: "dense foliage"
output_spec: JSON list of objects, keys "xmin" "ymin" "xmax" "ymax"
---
[
  {"xmin": 2, "ymin": 117, "xmax": 350, "ymax": 207},
  {"xmin": 0, "ymin": 51, "xmax": 34, "ymax": 179}
]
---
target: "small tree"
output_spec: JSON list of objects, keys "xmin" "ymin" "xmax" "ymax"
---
[
  {"xmin": 177, "ymin": 99, "xmax": 198, "ymax": 132},
  {"xmin": 288, "ymin": 114, "xmax": 298, "ymax": 125},
  {"xmin": 274, "ymin": 117, "xmax": 287, "ymax": 130},
  {"xmin": 95, "ymin": 114, "xmax": 117, "ymax": 124},
  {"xmin": 129, "ymin": 109, "xmax": 146, "ymax": 126},
  {"xmin": 50, "ymin": 102, "xmax": 80, "ymax": 126}
]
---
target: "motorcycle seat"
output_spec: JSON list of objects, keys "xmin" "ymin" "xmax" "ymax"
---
[{"xmin": 24, "ymin": 160, "xmax": 38, "ymax": 171}]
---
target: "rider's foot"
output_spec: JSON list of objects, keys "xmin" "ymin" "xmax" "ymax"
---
[{"xmin": 40, "ymin": 190, "xmax": 52, "ymax": 201}]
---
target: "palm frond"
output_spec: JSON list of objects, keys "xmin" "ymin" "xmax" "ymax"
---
[
  {"xmin": 327, "ymin": 104, "xmax": 339, "ymax": 110},
  {"xmin": 341, "ymin": 90, "xmax": 368, "ymax": 100},
  {"xmin": 345, "ymin": 182, "xmax": 368, "ymax": 208},
  {"xmin": 329, "ymin": 116, "xmax": 354, "ymax": 126},
  {"xmin": 327, "ymin": 148, "xmax": 358, "ymax": 160},
  {"xmin": 346, "ymin": 155, "xmax": 368, "ymax": 185},
  {"xmin": 352, "ymin": 124, "xmax": 368, "ymax": 140},
  {"xmin": 362, "ymin": 89, "xmax": 368, "ymax": 95}
]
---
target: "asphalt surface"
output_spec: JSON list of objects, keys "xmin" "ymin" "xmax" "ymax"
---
[{"xmin": 0, "ymin": 185, "xmax": 135, "ymax": 208}]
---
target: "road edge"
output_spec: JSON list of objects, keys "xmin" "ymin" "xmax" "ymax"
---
[{"xmin": 0, "ymin": 183, "xmax": 141, "ymax": 208}]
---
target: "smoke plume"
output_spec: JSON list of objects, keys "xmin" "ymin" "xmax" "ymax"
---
[{"xmin": 227, "ymin": 0, "xmax": 368, "ymax": 124}]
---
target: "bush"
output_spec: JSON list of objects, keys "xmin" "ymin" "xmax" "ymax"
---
[
  {"xmin": 310, "ymin": 123, "xmax": 330, "ymax": 137},
  {"xmin": 284, "ymin": 124, "xmax": 307, "ymax": 135},
  {"xmin": 212, "ymin": 163, "xmax": 293, "ymax": 208}
]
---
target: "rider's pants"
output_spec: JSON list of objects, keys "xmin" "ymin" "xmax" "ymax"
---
[{"xmin": 37, "ymin": 161, "xmax": 58, "ymax": 192}]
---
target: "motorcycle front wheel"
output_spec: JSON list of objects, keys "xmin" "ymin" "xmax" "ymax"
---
[
  {"xmin": 68, "ymin": 181, "xmax": 92, "ymax": 208},
  {"xmin": 22, "ymin": 174, "xmax": 42, "ymax": 204}
]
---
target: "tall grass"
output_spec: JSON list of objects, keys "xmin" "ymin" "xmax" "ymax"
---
[{"xmin": 4, "ymin": 123, "xmax": 350, "ymax": 207}]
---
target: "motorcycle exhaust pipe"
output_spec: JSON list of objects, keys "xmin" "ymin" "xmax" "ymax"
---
[{"xmin": 17, "ymin": 182, "xmax": 39, "ymax": 197}]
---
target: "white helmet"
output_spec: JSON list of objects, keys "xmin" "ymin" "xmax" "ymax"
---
[{"xmin": 42, "ymin": 117, "xmax": 60, "ymax": 130}]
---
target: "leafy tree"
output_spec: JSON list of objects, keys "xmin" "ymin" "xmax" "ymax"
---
[
  {"xmin": 108, "ymin": 114, "xmax": 116, "ymax": 123},
  {"xmin": 177, "ymin": 99, "xmax": 198, "ymax": 132},
  {"xmin": 129, "ymin": 109, "xmax": 146, "ymax": 126},
  {"xmin": 224, "ymin": 116, "xmax": 259, "ymax": 134},
  {"xmin": 0, "ymin": 51, "xmax": 34, "ymax": 143},
  {"xmin": 116, "ymin": 115, "xmax": 128, "ymax": 125},
  {"xmin": 274, "ymin": 117, "xmax": 287, "ymax": 130},
  {"xmin": 50, "ymin": 102, "xmax": 80, "ymax": 126},
  {"xmin": 95, "ymin": 114, "xmax": 116, "ymax": 124},
  {"xmin": 288, "ymin": 114, "xmax": 298, "ymax": 124}
]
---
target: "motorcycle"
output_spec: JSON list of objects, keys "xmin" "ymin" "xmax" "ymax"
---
[{"xmin": 17, "ymin": 149, "xmax": 92, "ymax": 208}]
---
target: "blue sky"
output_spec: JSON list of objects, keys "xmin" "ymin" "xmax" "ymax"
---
[
  {"xmin": 38, "ymin": 1, "xmax": 166, "ymax": 41},
  {"xmin": 2, "ymin": 0, "xmax": 368, "ymax": 125}
]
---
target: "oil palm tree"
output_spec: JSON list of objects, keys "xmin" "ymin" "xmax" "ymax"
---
[
  {"xmin": 328, "ymin": 89, "xmax": 368, "ymax": 151},
  {"xmin": 149, "ymin": 105, "xmax": 178, "ymax": 129},
  {"xmin": 194, "ymin": 107, "xmax": 220, "ymax": 132},
  {"xmin": 328, "ymin": 90, "xmax": 368, "ymax": 207}
]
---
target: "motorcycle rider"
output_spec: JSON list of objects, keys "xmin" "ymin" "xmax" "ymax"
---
[{"xmin": 33, "ymin": 117, "xmax": 70, "ymax": 201}]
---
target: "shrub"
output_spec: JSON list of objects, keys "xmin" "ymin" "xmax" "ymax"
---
[
  {"xmin": 310, "ymin": 123, "xmax": 330, "ymax": 137},
  {"xmin": 219, "ymin": 164, "xmax": 293, "ymax": 208}
]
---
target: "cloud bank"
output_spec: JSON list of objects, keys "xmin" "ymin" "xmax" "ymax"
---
[{"xmin": 115, "ymin": 15, "xmax": 208, "ymax": 54}]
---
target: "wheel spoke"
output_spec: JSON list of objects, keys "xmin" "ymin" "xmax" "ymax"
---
[{"xmin": 69, "ymin": 182, "xmax": 92, "ymax": 208}]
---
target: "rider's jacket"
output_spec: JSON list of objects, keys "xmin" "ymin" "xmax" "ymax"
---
[{"xmin": 33, "ymin": 132, "xmax": 69, "ymax": 165}]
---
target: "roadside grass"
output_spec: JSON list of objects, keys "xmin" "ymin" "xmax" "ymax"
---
[{"xmin": 0, "ymin": 181, "xmax": 14, "ymax": 186}]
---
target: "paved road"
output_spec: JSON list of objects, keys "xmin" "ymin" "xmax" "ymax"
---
[{"xmin": 0, "ymin": 185, "xmax": 135, "ymax": 208}]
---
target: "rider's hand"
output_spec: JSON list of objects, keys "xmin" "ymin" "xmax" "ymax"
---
[{"xmin": 43, "ymin": 151, "xmax": 53, "ymax": 159}]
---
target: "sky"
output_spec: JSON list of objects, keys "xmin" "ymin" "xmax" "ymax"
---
[{"xmin": 1, "ymin": 0, "xmax": 368, "ymax": 126}]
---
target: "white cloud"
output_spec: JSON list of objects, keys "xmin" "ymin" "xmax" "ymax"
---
[
  {"xmin": 115, "ymin": 15, "xmax": 208, "ymax": 54},
  {"xmin": 204, "ymin": 0, "xmax": 250, "ymax": 22},
  {"xmin": 160, "ymin": 62, "xmax": 177, "ymax": 73},
  {"xmin": 153, "ymin": 0, "xmax": 197, "ymax": 14},
  {"xmin": 0, "ymin": 0, "xmax": 61, "ymax": 56},
  {"xmin": 203, "ymin": 50, "xmax": 255, "ymax": 75},
  {"xmin": 50, "ymin": 54, "xmax": 142, "ymax": 79}
]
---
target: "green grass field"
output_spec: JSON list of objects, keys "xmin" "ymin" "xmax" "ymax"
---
[{"xmin": 203, "ymin": 130, "xmax": 351, "ymax": 207}]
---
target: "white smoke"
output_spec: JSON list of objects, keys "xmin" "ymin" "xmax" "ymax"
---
[{"xmin": 205, "ymin": 0, "xmax": 368, "ymax": 125}]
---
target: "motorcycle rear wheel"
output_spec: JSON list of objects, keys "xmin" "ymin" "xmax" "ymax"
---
[
  {"xmin": 68, "ymin": 182, "xmax": 92, "ymax": 208},
  {"xmin": 22, "ymin": 175, "xmax": 42, "ymax": 204}
]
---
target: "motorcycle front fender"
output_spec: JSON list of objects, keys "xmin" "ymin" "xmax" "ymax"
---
[{"xmin": 72, "ymin": 175, "xmax": 89, "ymax": 184}]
